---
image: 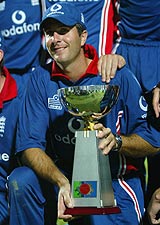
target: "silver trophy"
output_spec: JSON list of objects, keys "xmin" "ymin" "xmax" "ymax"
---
[{"xmin": 58, "ymin": 85, "xmax": 120, "ymax": 215}]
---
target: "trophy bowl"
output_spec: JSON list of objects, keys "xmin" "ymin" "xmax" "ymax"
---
[{"xmin": 58, "ymin": 85, "xmax": 119, "ymax": 127}]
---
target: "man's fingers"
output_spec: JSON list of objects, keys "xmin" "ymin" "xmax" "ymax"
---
[{"xmin": 98, "ymin": 54, "xmax": 126, "ymax": 83}]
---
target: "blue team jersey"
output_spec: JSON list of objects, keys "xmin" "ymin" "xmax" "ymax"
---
[
  {"xmin": 0, "ymin": 67, "xmax": 24, "ymax": 191},
  {"xmin": 112, "ymin": 1, "xmax": 160, "ymax": 129},
  {"xmin": 0, "ymin": 0, "xmax": 41, "ymax": 71},
  {"xmin": 44, "ymin": 0, "xmax": 115, "ymax": 55},
  {"xmin": 118, "ymin": 0, "xmax": 160, "ymax": 40},
  {"xmin": 16, "ymin": 45, "xmax": 160, "ymax": 179}
]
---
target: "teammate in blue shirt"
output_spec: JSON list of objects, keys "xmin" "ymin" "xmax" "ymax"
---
[
  {"xmin": 112, "ymin": 1, "xmax": 160, "ymax": 222},
  {"xmin": 147, "ymin": 83, "xmax": 160, "ymax": 224},
  {"xmin": 0, "ymin": 0, "xmax": 42, "ymax": 76},
  {"xmin": 0, "ymin": 34, "xmax": 24, "ymax": 224},
  {"xmin": 113, "ymin": 0, "xmax": 160, "ymax": 95},
  {"xmin": 8, "ymin": 3, "xmax": 160, "ymax": 225}
]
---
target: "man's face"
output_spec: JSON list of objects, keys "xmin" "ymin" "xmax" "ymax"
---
[{"xmin": 44, "ymin": 20, "xmax": 85, "ymax": 66}]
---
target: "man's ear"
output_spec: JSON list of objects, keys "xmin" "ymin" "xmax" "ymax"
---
[
  {"xmin": 0, "ymin": 50, "xmax": 4, "ymax": 62},
  {"xmin": 81, "ymin": 30, "xmax": 88, "ymax": 47}
]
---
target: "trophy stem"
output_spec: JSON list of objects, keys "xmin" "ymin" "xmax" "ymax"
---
[
  {"xmin": 66, "ymin": 130, "xmax": 121, "ymax": 216},
  {"xmin": 84, "ymin": 121, "xmax": 95, "ymax": 131}
]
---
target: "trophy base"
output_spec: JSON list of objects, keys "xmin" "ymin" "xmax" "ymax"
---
[{"xmin": 65, "ymin": 206, "xmax": 121, "ymax": 216}]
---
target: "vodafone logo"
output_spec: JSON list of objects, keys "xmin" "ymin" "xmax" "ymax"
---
[
  {"xmin": 139, "ymin": 95, "xmax": 147, "ymax": 119},
  {"xmin": 1, "ymin": 10, "xmax": 39, "ymax": 37},
  {"xmin": 12, "ymin": 10, "xmax": 26, "ymax": 25},
  {"xmin": 0, "ymin": 153, "xmax": 9, "ymax": 162},
  {"xmin": 50, "ymin": 3, "xmax": 62, "ymax": 12},
  {"xmin": 139, "ymin": 96, "xmax": 147, "ymax": 112},
  {"xmin": 54, "ymin": 117, "xmax": 84, "ymax": 145}
]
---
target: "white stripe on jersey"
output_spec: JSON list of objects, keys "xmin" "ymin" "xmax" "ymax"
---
[
  {"xmin": 118, "ymin": 178, "xmax": 142, "ymax": 223},
  {"xmin": 31, "ymin": 0, "xmax": 39, "ymax": 6},
  {"xmin": 99, "ymin": 0, "xmax": 111, "ymax": 56}
]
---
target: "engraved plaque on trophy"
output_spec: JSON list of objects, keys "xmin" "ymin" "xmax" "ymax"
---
[{"xmin": 58, "ymin": 85, "xmax": 121, "ymax": 215}]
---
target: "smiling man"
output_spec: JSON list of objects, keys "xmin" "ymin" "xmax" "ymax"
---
[{"xmin": 8, "ymin": 3, "xmax": 160, "ymax": 225}]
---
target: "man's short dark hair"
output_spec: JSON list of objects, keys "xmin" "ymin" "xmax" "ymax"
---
[{"xmin": 76, "ymin": 24, "xmax": 85, "ymax": 36}]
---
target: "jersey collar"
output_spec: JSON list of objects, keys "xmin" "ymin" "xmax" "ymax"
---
[
  {"xmin": 51, "ymin": 44, "xmax": 99, "ymax": 80},
  {"xmin": 0, "ymin": 67, "xmax": 18, "ymax": 109}
]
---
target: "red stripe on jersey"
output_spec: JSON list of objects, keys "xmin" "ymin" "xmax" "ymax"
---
[{"xmin": 99, "ymin": 0, "xmax": 116, "ymax": 55}]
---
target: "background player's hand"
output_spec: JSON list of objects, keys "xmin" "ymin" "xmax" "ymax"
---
[
  {"xmin": 98, "ymin": 54, "xmax": 126, "ymax": 83},
  {"xmin": 153, "ymin": 85, "xmax": 160, "ymax": 118},
  {"xmin": 147, "ymin": 188, "xmax": 160, "ymax": 224}
]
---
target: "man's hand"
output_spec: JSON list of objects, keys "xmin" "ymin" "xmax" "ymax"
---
[
  {"xmin": 98, "ymin": 54, "xmax": 126, "ymax": 83},
  {"xmin": 58, "ymin": 181, "xmax": 73, "ymax": 221},
  {"xmin": 147, "ymin": 188, "xmax": 160, "ymax": 224},
  {"xmin": 153, "ymin": 84, "xmax": 160, "ymax": 118},
  {"xmin": 94, "ymin": 123, "xmax": 117, "ymax": 155}
]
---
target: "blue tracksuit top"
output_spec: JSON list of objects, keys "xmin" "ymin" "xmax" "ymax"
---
[
  {"xmin": 0, "ymin": 67, "xmax": 24, "ymax": 191},
  {"xmin": 16, "ymin": 44, "xmax": 160, "ymax": 179},
  {"xmin": 0, "ymin": 0, "xmax": 41, "ymax": 71},
  {"xmin": 118, "ymin": 0, "xmax": 160, "ymax": 40}
]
